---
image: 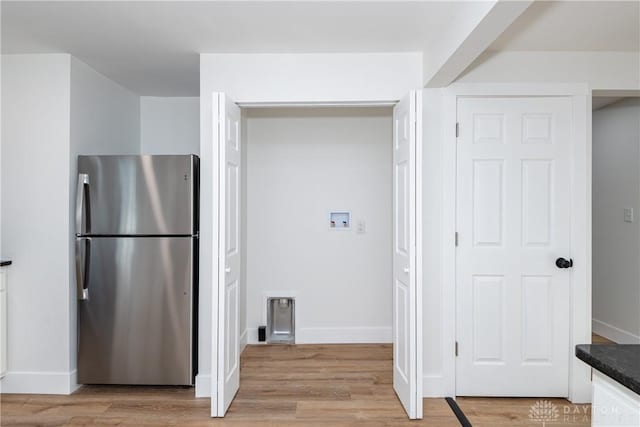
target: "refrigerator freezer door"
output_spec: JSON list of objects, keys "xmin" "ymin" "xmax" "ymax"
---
[
  {"xmin": 77, "ymin": 155, "xmax": 197, "ymax": 235},
  {"xmin": 78, "ymin": 236, "xmax": 194, "ymax": 385}
]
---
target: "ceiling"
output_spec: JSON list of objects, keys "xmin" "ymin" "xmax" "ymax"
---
[
  {"xmin": 3, "ymin": 1, "xmax": 638, "ymax": 96},
  {"xmin": 1, "ymin": 1, "xmax": 487, "ymax": 96},
  {"xmin": 489, "ymin": 0, "xmax": 640, "ymax": 52}
]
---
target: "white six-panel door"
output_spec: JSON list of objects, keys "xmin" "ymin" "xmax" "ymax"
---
[
  {"xmin": 213, "ymin": 92, "xmax": 242, "ymax": 416},
  {"xmin": 392, "ymin": 91, "xmax": 422, "ymax": 419},
  {"xmin": 456, "ymin": 97, "xmax": 572, "ymax": 396}
]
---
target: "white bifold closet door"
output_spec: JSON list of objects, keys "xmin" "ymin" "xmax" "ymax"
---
[
  {"xmin": 212, "ymin": 92, "xmax": 242, "ymax": 417},
  {"xmin": 212, "ymin": 91, "xmax": 423, "ymax": 419},
  {"xmin": 392, "ymin": 90, "xmax": 423, "ymax": 419}
]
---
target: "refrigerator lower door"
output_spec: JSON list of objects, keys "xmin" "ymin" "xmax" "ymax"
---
[{"xmin": 78, "ymin": 236, "xmax": 194, "ymax": 385}]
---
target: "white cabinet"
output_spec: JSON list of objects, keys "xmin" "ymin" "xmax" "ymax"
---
[
  {"xmin": 0, "ymin": 268, "xmax": 7, "ymax": 378},
  {"xmin": 592, "ymin": 371, "xmax": 640, "ymax": 427}
]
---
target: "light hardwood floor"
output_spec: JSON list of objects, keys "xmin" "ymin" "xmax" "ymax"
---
[
  {"xmin": 1, "ymin": 344, "xmax": 593, "ymax": 426},
  {"xmin": 592, "ymin": 333, "xmax": 615, "ymax": 344}
]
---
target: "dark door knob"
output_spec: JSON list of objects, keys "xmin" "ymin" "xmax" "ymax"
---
[{"xmin": 556, "ymin": 257, "xmax": 573, "ymax": 269}]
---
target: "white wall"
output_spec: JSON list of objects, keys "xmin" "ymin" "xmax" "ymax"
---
[
  {"xmin": 0, "ymin": 54, "xmax": 140, "ymax": 394},
  {"xmin": 140, "ymin": 97, "xmax": 199, "ymax": 155},
  {"xmin": 71, "ymin": 58, "xmax": 140, "ymax": 157},
  {"xmin": 244, "ymin": 107, "xmax": 392, "ymax": 343},
  {"xmin": 201, "ymin": 53, "xmax": 422, "ymax": 104},
  {"xmin": 1, "ymin": 54, "xmax": 73, "ymax": 393},
  {"xmin": 198, "ymin": 52, "xmax": 422, "ymax": 396},
  {"xmin": 457, "ymin": 51, "xmax": 640, "ymax": 91},
  {"xmin": 592, "ymin": 98, "xmax": 640, "ymax": 344},
  {"xmin": 420, "ymin": 90, "xmax": 454, "ymax": 396}
]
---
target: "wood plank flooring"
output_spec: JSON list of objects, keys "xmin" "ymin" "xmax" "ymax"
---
[
  {"xmin": 1, "ymin": 344, "xmax": 591, "ymax": 426},
  {"xmin": 592, "ymin": 333, "xmax": 615, "ymax": 344},
  {"xmin": 455, "ymin": 397, "xmax": 591, "ymax": 426}
]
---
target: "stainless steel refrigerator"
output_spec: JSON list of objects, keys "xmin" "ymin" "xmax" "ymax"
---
[{"xmin": 76, "ymin": 155, "xmax": 198, "ymax": 385}]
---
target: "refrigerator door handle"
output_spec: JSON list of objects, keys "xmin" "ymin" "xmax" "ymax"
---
[
  {"xmin": 76, "ymin": 237, "xmax": 91, "ymax": 300},
  {"xmin": 75, "ymin": 173, "xmax": 91, "ymax": 235}
]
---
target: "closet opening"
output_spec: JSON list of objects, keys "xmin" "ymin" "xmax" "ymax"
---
[
  {"xmin": 242, "ymin": 106, "xmax": 394, "ymax": 346},
  {"xmin": 238, "ymin": 105, "xmax": 395, "ymax": 414},
  {"xmin": 213, "ymin": 92, "xmax": 422, "ymax": 419}
]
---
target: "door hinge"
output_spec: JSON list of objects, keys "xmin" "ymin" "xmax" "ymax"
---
[
  {"xmin": 455, "ymin": 122, "xmax": 459, "ymax": 138},
  {"xmin": 455, "ymin": 341, "xmax": 459, "ymax": 357},
  {"xmin": 455, "ymin": 232, "xmax": 459, "ymax": 247}
]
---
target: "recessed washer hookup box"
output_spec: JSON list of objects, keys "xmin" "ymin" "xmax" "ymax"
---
[{"xmin": 267, "ymin": 297, "xmax": 295, "ymax": 344}]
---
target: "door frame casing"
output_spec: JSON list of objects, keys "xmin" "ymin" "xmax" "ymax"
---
[
  {"xmin": 208, "ymin": 93, "xmax": 424, "ymax": 416},
  {"xmin": 434, "ymin": 83, "xmax": 591, "ymax": 403},
  {"xmin": 210, "ymin": 92, "xmax": 221, "ymax": 417},
  {"xmin": 415, "ymin": 91, "xmax": 424, "ymax": 417}
]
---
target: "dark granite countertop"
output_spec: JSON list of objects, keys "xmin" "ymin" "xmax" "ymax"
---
[
  {"xmin": 576, "ymin": 344, "xmax": 640, "ymax": 395},
  {"xmin": 0, "ymin": 259, "xmax": 11, "ymax": 267}
]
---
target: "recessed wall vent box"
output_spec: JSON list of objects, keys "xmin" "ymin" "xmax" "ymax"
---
[
  {"xmin": 267, "ymin": 297, "xmax": 295, "ymax": 344},
  {"xmin": 329, "ymin": 211, "xmax": 350, "ymax": 229}
]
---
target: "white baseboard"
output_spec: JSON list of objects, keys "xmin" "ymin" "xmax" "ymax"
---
[
  {"xmin": 422, "ymin": 374, "xmax": 453, "ymax": 398},
  {"xmin": 246, "ymin": 327, "xmax": 260, "ymax": 344},
  {"xmin": 195, "ymin": 373, "xmax": 210, "ymax": 398},
  {"xmin": 197, "ymin": 329, "xmax": 247, "ymax": 399},
  {"xmin": 246, "ymin": 326, "xmax": 391, "ymax": 345},
  {"xmin": 240, "ymin": 328, "xmax": 248, "ymax": 353},
  {"xmin": 593, "ymin": 319, "xmax": 640, "ymax": 344},
  {"xmin": 0, "ymin": 369, "xmax": 80, "ymax": 394},
  {"xmin": 299, "ymin": 327, "xmax": 392, "ymax": 344},
  {"xmin": 70, "ymin": 369, "xmax": 78, "ymax": 393}
]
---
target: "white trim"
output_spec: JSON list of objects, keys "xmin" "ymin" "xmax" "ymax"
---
[
  {"xmin": 215, "ymin": 90, "xmax": 226, "ymax": 415},
  {"xmin": 439, "ymin": 83, "xmax": 591, "ymax": 403},
  {"xmin": 245, "ymin": 326, "xmax": 391, "ymax": 345},
  {"xmin": 70, "ymin": 369, "xmax": 78, "ymax": 393},
  {"xmin": 0, "ymin": 370, "xmax": 79, "ymax": 395},
  {"xmin": 420, "ymin": 88, "xmax": 457, "ymax": 399},
  {"xmin": 210, "ymin": 92, "xmax": 423, "ymax": 418},
  {"xmin": 422, "ymin": 374, "xmax": 450, "ymax": 398},
  {"xmin": 237, "ymin": 100, "xmax": 397, "ymax": 108},
  {"xmin": 299, "ymin": 327, "xmax": 392, "ymax": 344},
  {"xmin": 414, "ymin": 89, "xmax": 424, "ymax": 419},
  {"xmin": 240, "ymin": 328, "xmax": 248, "ymax": 353},
  {"xmin": 444, "ymin": 82, "xmax": 589, "ymax": 97},
  {"xmin": 245, "ymin": 327, "xmax": 262, "ymax": 344},
  {"xmin": 442, "ymin": 92, "xmax": 458, "ymax": 398},
  {"xmin": 592, "ymin": 89, "xmax": 640, "ymax": 97},
  {"xmin": 593, "ymin": 319, "xmax": 640, "ymax": 345},
  {"xmin": 569, "ymin": 93, "xmax": 592, "ymax": 404},
  {"xmin": 427, "ymin": 89, "xmax": 457, "ymax": 397},
  {"xmin": 195, "ymin": 373, "xmax": 211, "ymax": 398},
  {"xmin": 211, "ymin": 92, "xmax": 221, "ymax": 417}
]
